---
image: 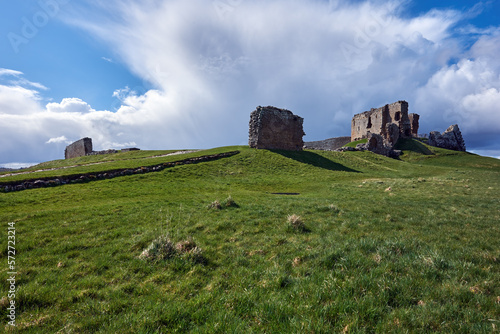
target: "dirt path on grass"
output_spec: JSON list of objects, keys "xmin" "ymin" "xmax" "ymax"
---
[{"xmin": 0, "ymin": 150, "xmax": 201, "ymax": 178}]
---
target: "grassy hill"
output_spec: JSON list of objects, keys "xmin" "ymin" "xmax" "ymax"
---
[{"xmin": 1, "ymin": 141, "xmax": 499, "ymax": 333}]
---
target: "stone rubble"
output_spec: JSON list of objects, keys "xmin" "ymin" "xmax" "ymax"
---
[
  {"xmin": 304, "ymin": 137, "xmax": 351, "ymax": 150},
  {"xmin": 428, "ymin": 124, "xmax": 466, "ymax": 152}
]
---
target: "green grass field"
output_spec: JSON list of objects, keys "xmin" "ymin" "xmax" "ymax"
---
[{"xmin": 1, "ymin": 141, "xmax": 499, "ymax": 333}]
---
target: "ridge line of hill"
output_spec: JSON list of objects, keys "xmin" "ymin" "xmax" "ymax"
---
[
  {"xmin": 0, "ymin": 150, "xmax": 202, "ymax": 178},
  {"xmin": 0, "ymin": 151, "xmax": 239, "ymax": 193}
]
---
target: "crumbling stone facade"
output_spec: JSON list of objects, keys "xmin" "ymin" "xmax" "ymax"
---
[
  {"xmin": 351, "ymin": 101, "xmax": 417, "ymax": 143},
  {"xmin": 428, "ymin": 124, "xmax": 466, "ymax": 152},
  {"xmin": 249, "ymin": 106, "xmax": 305, "ymax": 151},
  {"xmin": 65, "ymin": 138, "xmax": 93, "ymax": 159},
  {"xmin": 356, "ymin": 133, "xmax": 402, "ymax": 158},
  {"xmin": 409, "ymin": 113, "xmax": 420, "ymax": 137},
  {"xmin": 349, "ymin": 101, "xmax": 424, "ymax": 157}
]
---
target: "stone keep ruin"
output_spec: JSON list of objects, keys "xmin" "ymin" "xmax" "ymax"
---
[
  {"xmin": 350, "ymin": 100, "xmax": 465, "ymax": 155},
  {"xmin": 351, "ymin": 100, "xmax": 419, "ymax": 144},
  {"xmin": 349, "ymin": 101, "xmax": 420, "ymax": 157},
  {"xmin": 249, "ymin": 106, "xmax": 305, "ymax": 151}
]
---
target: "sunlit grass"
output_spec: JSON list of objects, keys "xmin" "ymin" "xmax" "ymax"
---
[{"xmin": 0, "ymin": 142, "xmax": 498, "ymax": 332}]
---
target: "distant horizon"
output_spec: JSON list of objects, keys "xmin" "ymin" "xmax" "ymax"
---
[{"xmin": 1, "ymin": 145, "xmax": 499, "ymax": 171}]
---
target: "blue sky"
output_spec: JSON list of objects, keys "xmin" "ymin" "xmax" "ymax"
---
[{"xmin": 1, "ymin": 0, "xmax": 499, "ymax": 167}]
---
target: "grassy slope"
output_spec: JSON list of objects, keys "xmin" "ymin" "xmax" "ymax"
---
[
  {"xmin": 0, "ymin": 149, "xmax": 223, "ymax": 183},
  {"xmin": 344, "ymin": 139, "xmax": 368, "ymax": 148},
  {"xmin": 0, "ymin": 143, "xmax": 499, "ymax": 333}
]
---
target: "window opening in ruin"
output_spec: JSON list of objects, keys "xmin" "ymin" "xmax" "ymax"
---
[
  {"xmin": 395, "ymin": 112, "xmax": 401, "ymax": 121},
  {"xmin": 367, "ymin": 116, "xmax": 372, "ymax": 129}
]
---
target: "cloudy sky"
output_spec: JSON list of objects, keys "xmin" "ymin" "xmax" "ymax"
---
[{"xmin": 1, "ymin": 0, "xmax": 499, "ymax": 167}]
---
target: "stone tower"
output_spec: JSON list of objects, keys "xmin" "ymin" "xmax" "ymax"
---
[
  {"xmin": 249, "ymin": 106, "xmax": 305, "ymax": 151},
  {"xmin": 65, "ymin": 138, "xmax": 93, "ymax": 159},
  {"xmin": 351, "ymin": 100, "xmax": 416, "ymax": 143}
]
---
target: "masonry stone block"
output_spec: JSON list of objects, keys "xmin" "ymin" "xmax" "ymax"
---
[
  {"xmin": 65, "ymin": 138, "xmax": 93, "ymax": 159},
  {"xmin": 249, "ymin": 106, "xmax": 305, "ymax": 151}
]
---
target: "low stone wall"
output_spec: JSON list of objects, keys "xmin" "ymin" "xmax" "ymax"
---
[
  {"xmin": 304, "ymin": 136, "xmax": 351, "ymax": 150},
  {"xmin": 121, "ymin": 148, "xmax": 140, "ymax": 152},
  {"xmin": 0, "ymin": 151, "xmax": 239, "ymax": 193},
  {"xmin": 87, "ymin": 149, "xmax": 119, "ymax": 156}
]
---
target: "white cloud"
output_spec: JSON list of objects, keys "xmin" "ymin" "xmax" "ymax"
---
[
  {"xmin": 0, "ymin": 84, "xmax": 43, "ymax": 115},
  {"xmin": 415, "ymin": 32, "xmax": 500, "ymax": 146},
  {"xmin": 46, "ymin": 98, "xmax": 95, "ymax": 114},
  {"xmin": 0, "ymin": 68, "xmax": 48, "ymax": 90},
  {"xmin": 1, "ymin": 0, "xmax": 500, "ymax": 164},
  {"xmin": 0, "ymin": 68, "xmax": 23, "ymax": 77},
  {"xmin": 46, "ymin": 136, "xmax": 70, "ymax": 144}
]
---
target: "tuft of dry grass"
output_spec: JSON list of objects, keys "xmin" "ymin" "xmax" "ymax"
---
[
  {"xmin": 208, "ymin": 196, "xmax": 238, "ymax": 209},
  {"xmin": 177, "ymin": 237, "xmax": 207, "ymax": 264},
  {"xmin": 287, "ymin": 214, "xmax": 306, "ymax": 232},
  {"xmin": 329, "ymin": 204, "xmax": 341, "ymax": 214},
  {"xmin": 176, "ymin": 237, "xmax": 197, "ymax": 253},
  {"xmin": 224, "ymin": 195, "xmax": 238, "ymax": 208},
  {"xmin": 208, "ymin": 200, "xmax": 222, "ymax": 210},
  {"xmin": 139, "ymin": 235, "xmax": 176, "ymax": 261},
  {"xmin": 0, "ymin": 296, "xmax": 9, "ymax": 308},
  {"xmin": 140, "ymin": 235, "xmax": 207, "ymax": 265},
  {"xmin": 292, "ymin": 257, "xmax": 302, "ymax": 267}
]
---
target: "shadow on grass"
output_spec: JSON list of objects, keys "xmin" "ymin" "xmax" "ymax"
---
[
  {"xmin": 271, "ymin": 150, "xmax": 359, "ymax": 172},
  {"xmin": 395, "ymin": 138, "xmax": 434, "ymax": 155}
]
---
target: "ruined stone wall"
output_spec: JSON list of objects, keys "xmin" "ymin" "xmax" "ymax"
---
[
  {"xmin": 387, "ymin": 101, "xmax": 411, "ymax": 137},
  {"xmin": 428, "ymin": 124, "xmax": 466, "ymax": 152},
  {"xmin": 249, "ymin": 106, "xmax": 305, "ymax": 151},
  {"xmin": 351, "ymin": 101, "xmax": 413, "ymax": 142},
  {"xmin": 351, "ymin": 108, "xmax": 385, "ymax": 142},
  {"xmin": 65, "ymin": 138, "xmax": 93, "ymax": 159},
  {"xmin": 409, "ymin": 113, "xmax": 420, "ymax": 137},
  {"xmin": 304, "ymin": 136, "xmax": 351, "ymax": 150}
]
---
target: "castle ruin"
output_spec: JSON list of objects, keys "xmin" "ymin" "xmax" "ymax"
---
[
  {"xmin": 249, "ymin": 106, "xmax": 305, "ymax": 151},
  {"xmin": 246, "ymin": 100, "xmax": 465, "ymax": 157},
  {"xmin": 64, "ymin": 138, "xmax": 140, "ymax": 159},
  {"xmin": 351, "ymin": 101, "xmax": 419, "ymax": 144},
  {"xmin": 65, "ymin": 138, "xmax": 93, "ymax": 159}
]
